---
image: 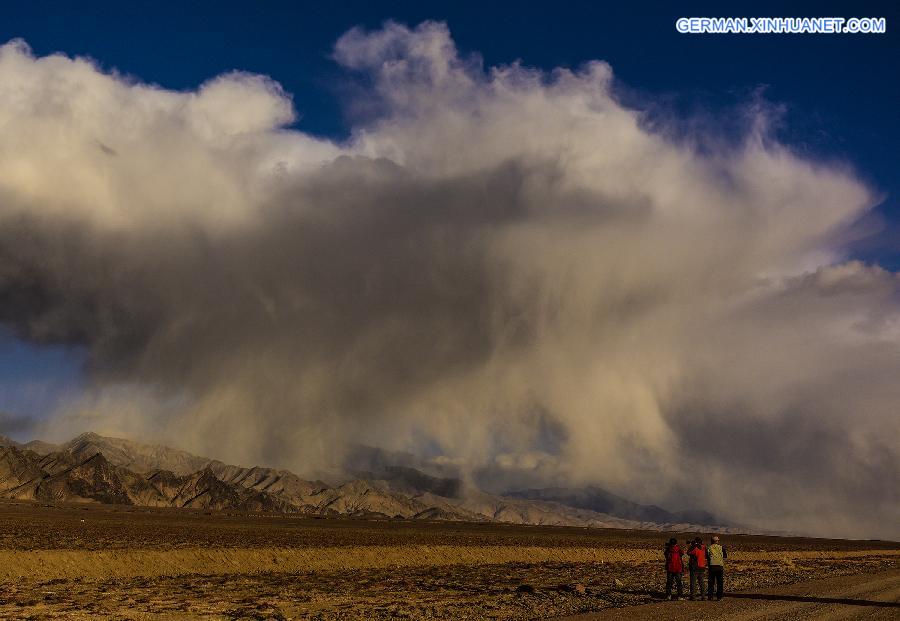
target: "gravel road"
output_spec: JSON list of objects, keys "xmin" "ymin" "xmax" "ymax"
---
[{"xmin": 556, "ymin": 567, "xmax": 900, "ymax": 620}]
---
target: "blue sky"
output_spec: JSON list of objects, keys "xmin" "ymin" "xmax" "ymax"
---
[{"xmin": 1, "ymin": 0, "xmax": 898, "ymax": 427}]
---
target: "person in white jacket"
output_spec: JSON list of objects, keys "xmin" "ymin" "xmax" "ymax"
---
[{"xmin": 706, "ymin": 535, "xmax": 727, "ymax": 600}]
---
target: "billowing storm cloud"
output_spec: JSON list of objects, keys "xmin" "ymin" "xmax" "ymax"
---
[{"xmin": 0, "ymin": 22, "xmax": 897, "ymax": 538}]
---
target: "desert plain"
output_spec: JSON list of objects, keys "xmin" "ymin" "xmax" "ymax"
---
[{"xmin": 0, "ymin": 500, "xmax": 897, "ymax": 620}]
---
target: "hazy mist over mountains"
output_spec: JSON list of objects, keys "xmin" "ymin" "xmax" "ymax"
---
[
  {"xmin": 0, "ymin": 21, "xmax": 898, "ymax": 539},
  {"xmin": 0, "ymin": 431, "xmax": 743, "ymax": 533}
]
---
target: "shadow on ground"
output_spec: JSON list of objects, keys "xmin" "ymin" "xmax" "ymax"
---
[
  {"xmin": 726, "ymin": 593, "xmax": 900, "ymax": 608},
  {"xmin": 612, "ymin": 588, "xmax": 900, "ymax": 608}
]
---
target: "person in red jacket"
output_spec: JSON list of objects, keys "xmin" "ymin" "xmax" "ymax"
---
[
  {"xmin": 663, "ymin": 537, "xmax": 684, "ymax": 600},
  {"xmin": 687, "ymin": 537, "xmax": 708, "ymax": 600}
]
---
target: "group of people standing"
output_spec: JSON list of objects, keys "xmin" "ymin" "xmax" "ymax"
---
[{"xmin": 663, "ymin": 535, "xmax": 726, "ymax": 600}]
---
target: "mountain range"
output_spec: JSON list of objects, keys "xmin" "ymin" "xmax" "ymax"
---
[{"xmin": 0, "ymin": 432, "xmax": 734, "ymax": 531}]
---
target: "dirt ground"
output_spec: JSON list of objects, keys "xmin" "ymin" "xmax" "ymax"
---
[
  {"xmin": 0, "ymin": 500, "xmax": 897, "ymax": 620},
  {"xmin": 556, "ymin": 567, "xmax": 900, "ymax": 620}
]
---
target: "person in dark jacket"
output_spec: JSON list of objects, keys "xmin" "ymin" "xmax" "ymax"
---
[
  {"xmin": 687, "ymin": 537, "xmax": 707, "ymax": 600},
  {"xmin": 706, "ymin": 535, "xmax": 727, "ymax": 600},
  {"xmin": 663, "ymin": 537, "xmax": 684, "ymax": 600}
]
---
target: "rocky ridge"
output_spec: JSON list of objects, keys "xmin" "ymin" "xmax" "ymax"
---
[{"xmin": 0, "ymin": 432, "xmax": 736, "ymax": 531}]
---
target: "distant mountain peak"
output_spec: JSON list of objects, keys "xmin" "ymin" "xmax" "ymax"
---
[
  {"xmin": 506, "ymin": 485, "xmax": 727, "ymax": 527},
  {"xmin": 0, "ymin": 432, "xmax": 734, "ymax": 532}
]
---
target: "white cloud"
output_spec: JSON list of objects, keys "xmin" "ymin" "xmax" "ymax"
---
[{"xmin": 0, "ymin": 22, "xmax": 896, "ymax": 538}]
